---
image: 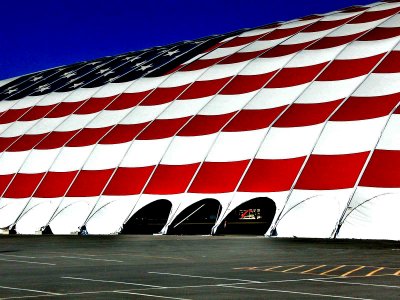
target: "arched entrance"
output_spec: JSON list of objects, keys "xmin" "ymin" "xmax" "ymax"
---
[
  {"xmin": 168, "ymin": 199, "xmax": 221, "ymax": 235},
  {"xmin": 216, "ymin": 197, "xmax": 276, "ymax": 235},
  {"xmin": 121, "ymin": 200, "xmax": 172, "ymax": 234}
]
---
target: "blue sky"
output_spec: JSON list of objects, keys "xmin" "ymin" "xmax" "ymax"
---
[{"xmin": 0, "ymin": 0, "xmax": 375, "ymax": 80}]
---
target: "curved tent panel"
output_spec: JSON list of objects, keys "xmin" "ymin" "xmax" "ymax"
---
[{"xmin": 0, "ymin": 1, "xmax": 400, "ymax": 239}]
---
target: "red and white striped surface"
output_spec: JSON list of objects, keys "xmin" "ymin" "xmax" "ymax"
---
[{"xmin": 1, "ymin": 1, "xmax": 400, "ymax": 239}]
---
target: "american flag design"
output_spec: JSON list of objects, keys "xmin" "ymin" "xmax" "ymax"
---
[{"xmin": 1, "ymin": 1, "xmax": 400, "ymax": 238}]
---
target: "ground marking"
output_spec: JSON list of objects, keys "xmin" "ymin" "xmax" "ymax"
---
[
  {"xmin": 0, "ymin": 258, "xmax": 55, "ymax": 266},
  {"xmin": 0, "ymin": 254, "xmax": 36, "ymax": 259},
  {"xmin": 341, "ymin": 266, "xmax": 365, "ymax": 277},
  {"xmin": 114, "ymin": 291, "xmax": 190, "ymax": 299},
  {"xmin": 0, "ymin": 285, "xmax": 61, "ymax": 296},
  {"xmin": 311, "ymin": 279, "xmax": 400, "ymax": 289},
  {"xmin": 366, "ymin": 267, "xmax": 385, "ymax": 277},
  {"xmin": 302, "ymin": 265, "xmax": 326, "ymax": 273},
  {"xmin": 262, "ymin": 265, "xmax": 283, "ymax": 271},
  {"xmin": 320, "ymin": 265, "xmax": 346, "ymax": 275},
  {"xmin": 282, "ymin": 265, "xmax": 305, "ymax": 272},
  {"xmin": 59, "ymin": 255, "xmax": 123, "ymax": 263},
  {"xmin": 62, "ymin": 276, "xmax": 164, "ymax": 288},
  {"xmin": 148, "ymin": 271, "xmax": 262, "ymax": 283},
  {"xmin": 221, "ymin": 285, "xmax": 374, "ymax": 300}
]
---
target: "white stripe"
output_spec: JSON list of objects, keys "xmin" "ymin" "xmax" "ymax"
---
[
  {"xmin": 241, "ymin": 54, "xmax": 296, "ymax": 76},
  {"xmin": 160, "ymin": 69, "xmax": 206, "ymax": 87},
  {"xmin": 124, "ymin": 76, "xmax": 168, "ymax": 93},
  {"xmin": 161, "ymin": 134, "xmax": 217, "ymax": 165},
  {"xmin": 339, "ymin": 37, "xmax": 400, "ymax": 60},
  {"xmin": 381, "ymin": 13, "xmax": 400, "ymax": 27},
  {"xmin": 257, "ymin": 124, "xmax": 324, "ymax": 159},
  {"xmin": 120, "ymin": 103, "xmax": 169, "ymax": 125},
  {"xmin": 84, "ymin": 142, "xmax": 131, "ymax": 170},
  {"xmin": 26, "ymin": 116, "xmax": 68, "ymax": 134},
  {"xmin": 377, "ymin": 114, "xmax": 400, "ymax": 150},
  {"xmin": 240, "ymin": 38, "xmax": 287, "ymax": 53},
  {"xmin": 0, "ymin": 150, "xmax": 30, "ymax": 175},
  {"xmin": 247, "ymin": 83, "xmax": 310, "ymax": 109},
  {"xmin": 200, "ymin": 91, "xmax": 257, "ymax": 115},
  {"xmin": 369, "ymin": 2, "xmax": 400, "ymax": 11},
  {"xmin": 8, "ymin": 95, "xmax": 43, "ymax": 109},
  {"xmin": 199, "ymin": 61, "xmax": 249, "ymax": 81},
  {"xmin": 207, "ymin": 129, "xmax": 266, "ymax": 162},
  {"xmin": 296, "ymin": 76, "xmax": 367, "ymax": 104},
  {"xmin": 284, "ymin": 28, "xmax": 334, "ymax": 45},
  {"xmin": 120, "ymin": 138, "xmax": 173, "ymax": 168},
  {"xmin": 56, "ymin": 112, "xmax": 101, "ymax": 132},
  {"xmin": 313, "ymin": 117, "xmax": 387, "ymax": 155},
  {"xmin": 201, "ymin": 45, "xmax": 245, "ymax": 59},
  {"xmin": 287, "ymin": 46, "xmax": 345, "ymax": 68},
  {"xmin": 93, "ymin": 81, "xmax": 132, "ymax": 98},
  {"xmin": 87, "ymin": 107, "xmax": 132, "ymax": 128},
  {"xmin": 238, "ymin": 27, "xmax": 275, "ymax": 37},
  {"xmin": 322, "ymin": 11, "xmax": 366, "ymax": 21},
  {"xmin": 353, "ymin": 73, "xmax": 400, "ymax": 97},
  {"xmin": 20, "ymin": 148, "xmax": 61, "ymax": 174},
  {"xmin": 158, "ymin": 96, "xmax": 212, "ymax": 119},
  {"xmin": 0, "ymin": 100, "xmax": 16, "ymax": 113},
  {"xmin": 51, "ymin": 145, "xmax": 95, "ymax": 172},
  {"xmin": 62, "ymin": 86, "xmax": 101, "ymax": 103},
  {"xmin": 278, "ymin": 18, "xmax": 319, "ymax": 29},
  {"xmin": 328, "ymin": 19, "xmax": 388, "ymax": 37}
]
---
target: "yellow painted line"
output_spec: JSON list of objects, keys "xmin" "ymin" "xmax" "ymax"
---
[
  {"xmin": 320, "ymin": 265, "xmax": 346, "ymax": 276},
  {"xmin": 393, "ymin": 269, "xmax": 400, "ymax": 276},
  {"xmin": 233, "ymin": 267, "xmax": 258, "ymax": 270},
  {"xmin": 366, "ymin": 267, "xmax": 385, "ymax": 277},
  {"xmin": 341, "ymin": 266, "xmax": 365, "ymax": 277},
  {"xmin": 263, "ymin": 266, "xmax": 282, "ymax": 271},
  {"xmin": 301, "ymin": 265, "xmax": 326, "ymax": 274},
  {"xmin": 281, "ymin": 265, "xmax": 306, "ymax": 273}
]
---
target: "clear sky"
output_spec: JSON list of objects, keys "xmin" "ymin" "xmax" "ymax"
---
[{"xmin": 0, "ymin": 0, "xmax": 375, "ymax": 80}]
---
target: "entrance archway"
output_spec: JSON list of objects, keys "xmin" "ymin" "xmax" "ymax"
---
[
  {"xmin": 121, "ymin": 200, "xmax": 171, "ymax": 234},
  {"xmin": 168, "ymin": 199, "xmax": 221, "ymax": 235},
  {"xmin": 216, "ymin": 197, "xmax": 276, "ymax": 235}
]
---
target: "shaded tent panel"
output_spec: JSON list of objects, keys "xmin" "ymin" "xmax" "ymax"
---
[
  {"xmin": 49, "ymin": 199, "xmax": 94, "ymax": 234},
  {"xmin": 122, "ymin": 199, "xmax": 172, "ymax": 234},
  {"xmin": 15, "ymin": 199, "xmax": 59, "ymax": 234},
  {"xmin": 215, "ymin": 197, "xmax": 276, "ymax": 235},
  {"xmin": 168, "ymin": 199, "xmax": 221, "ymax": 235},
  {"xmin": 0, "ymin": 199, "xmax": 28, "ymax": 229},
  {"xmin": 338, "ymin": 192, "xmax": 400, "ymax": 240}
]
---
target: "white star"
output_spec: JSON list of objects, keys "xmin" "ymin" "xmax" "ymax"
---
[
  {"xmin": 5, "ymin": 87, "xmax": 18, "ymax": 94},
  {"xmin": 88, "ymin": 61, "xmax": 102, "ymax": 65},
  {"xmin": 165, "ymin": 49, "xmax": 179, "ymax": 56},
  {"xmin": 123, "ymin": 56, "xmax": 140, "ymax": 62},
  {"xmin": 72, "ymin": 82, "xmax": 83, "ymax": 88},
  {"xmin": 140, "ymin": 64, "xmax": 152, "ymax": 71},
  {"xmin": 97, "ymin": 68, "xmax": 111, "ymax": 74},
  {"xmin": 104, "ymin": 70, "xmax": 115, "ymax": 76},
  {"xmin": 62, "ymin": 71, "xmax": 76, "ymax": 79},
  {"xmin": 134, "ymin": 63, "xmax": 143, "ymax": 67},
  {"xmin": 31, "ymin": 75, "xmax": 43, "ymax": 82},
  {"xmin": 36, "ymin": 84, "xmax": 51, "ymax": 92}
]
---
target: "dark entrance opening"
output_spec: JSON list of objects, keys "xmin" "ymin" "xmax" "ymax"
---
[
  {"xmin": 168, "ymin": 199, "xmax": 220, "ymax": 235},
  {"xmin": 216, "ymin": 197, "xmax": 276, "ymax": 235},
  {"xmin": 121, "ymin": 200, "xmax": 172, "ymax": 234}
]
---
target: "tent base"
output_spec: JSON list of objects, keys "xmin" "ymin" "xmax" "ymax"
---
[{"xmin": 0, "ymin": 228, "xmax": 9, "ymax": 235}]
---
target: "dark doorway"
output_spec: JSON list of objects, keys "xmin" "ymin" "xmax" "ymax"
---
[
  {"xmin": 216, "ymin": 197, "xmax": 276, "ymax": 235},
  {"xmin": 168, "ymin": 199, "xmax": 221, "ymax": 235},
  {"xmin": 121, "ymin": 200, "xmax": 171, "ymax": 234}
]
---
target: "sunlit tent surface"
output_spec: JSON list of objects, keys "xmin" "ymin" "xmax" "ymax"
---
[{"xmin": 1, "ymin": 1, "xmax": 400, "ymax": 239}]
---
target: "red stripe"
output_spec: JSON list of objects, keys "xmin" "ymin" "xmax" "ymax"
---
[
  {"xmin": 3, "ymin": 173, "xmax": 44, "ymax": 198},
  {"xmin": 224, "ymin": 106, "xmax": 285, "ymax": 132},
  {"xmin": 46, "ymin": 101, "xmax": 84, "ymax": 118},
  {"xmin": 106, "ymin": 90, "xmax": 152, "ymax": 110},
  {"xmin": 0, "ymin": 136, "xmax": 18, "ymax": 152},
  {"xmin": 0, "ymin": 174, "xmax": 13, "ymax": 195},
  {"xmin": 7, "ymin": 133, "xmax": 47, "ymax": 152},
  {"xmin": 349, "ymin": 7, "xmax": 400, "ymax": 23},
  {"xmin": 140, "ymin": 85, "xmax": 190, "ymax": 106},
  {"xmin": 221, "ymin": 72, "xmax": 275, "ymax": 95},
  {"xmin": 239, "ymin": 157, "xmax": 305, "ymax": 192},
  {"xmin": 359, "ymin": 26, "xmax": 400, "ymax": 41},
  {"xmin": 19, "ymin": 104, "xmax": 56, "ymax": 121},
  {"xmin": 331, "ymin": 93, "xmax": 400, "ymax": 121},
  {"xmin": 99, "ymin": 123, "xmax": 148, "ymax": 144},
  {"xmin": 34, "ymin": 171, "xmax": 78, "ymax": 198},
  {"xmin": 303, "ymin": 17, "xmax": 354, "ymax": 32},
  {"xmin": 66, "ymin": 169, "xmax": 114, "ymax": 197},
  {"xmin": 35, "ymin": 130, "xmax": 78, "ymax": 150},
  {"xmin": 104, "ymin": 166, "xmax": 155, "ymax": 195},
  {"xmin": 262, "ymin": 41, "xmax": 314, "ymax": 58},
  {"xmin": 275, "ymin": 100, "xmax": 342, "ymax": 127},
  {"xmin": 138, "ymin": 117, "xmax": 190, "ymax": 140},
  {"xmin": 179, "ymin": 77, "xmax": 230, "ymax": 100},
  {"xmin": 360, "ymin": 149, "xmax": 400, "ymax": 187},
  {"xmin": 219, "ymin": 50, "xmax": 266, "ymax": 64},
  {"xmin": 318, "ymin": 54, "xmax": 384, "ymax": 81},
  {"xmin": 308, "ymin": 32, "xmax": 365, "ymax": 50},
  {"xmin": 295, "ymin": 152, "xmax": 369, "ymax": 190},
  {"xmin": 268, "ymin": 63, "xmax": 327, "ymax": 88},
  {"xmin": 181, "ymin": 57, "xmax": 222, "ymax": 72},
  {"xmin": 220, "ymin": 34, "xmax": 264, "ymax": 48},
  {"xmin": 374, "ymin": 51, "xmax": 400, "ymax": 73},
  {"xmin": 179, "ymin": 113, "xmax": 235, "ymax": 136},
  {"xmin": 67, "ymin": 127, "xmax": 112, "ymax": 147},
  {"xmin": 74, "ymin": 96, "xmax": 114, "ymax": 114},
  {"xmin": 0, "ymin": 108, "xmax": 28, "ymax": 124},
  {"xmin": 145, "ymin": 163, "xmax": 199, "ymax": 194},
  {"xmin": 189, "ymin": 160, "xmax": 249, "ymax": 193}
]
